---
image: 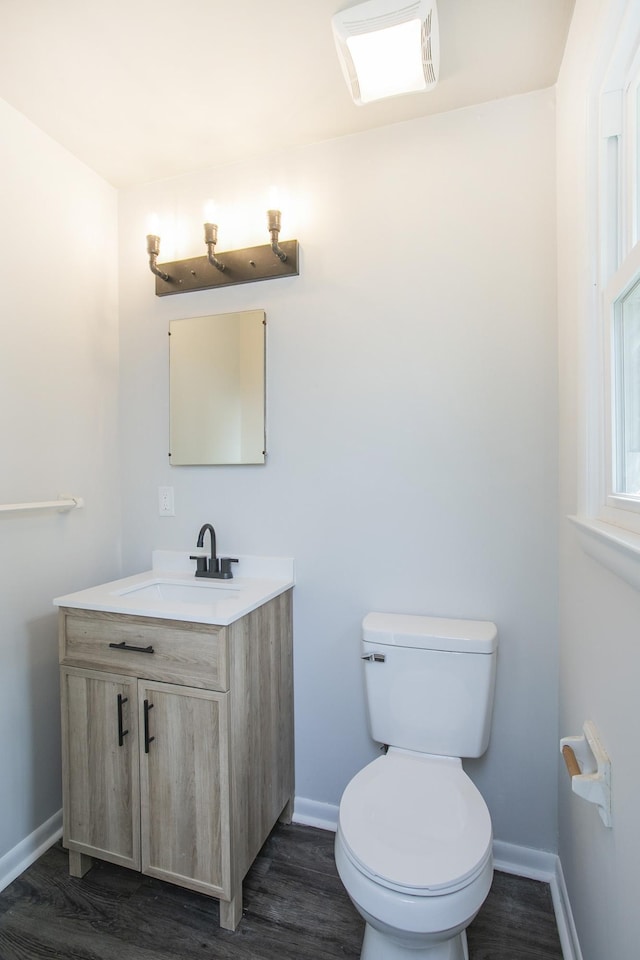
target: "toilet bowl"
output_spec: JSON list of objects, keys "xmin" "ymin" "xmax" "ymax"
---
[{"xmin": 335, "ymin": 749, "xmax": 493, "ymax": 960}]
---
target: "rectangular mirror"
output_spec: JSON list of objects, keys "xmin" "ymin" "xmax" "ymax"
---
[{"xmin": 169, "ymin": 310, "xmax": 266, "ymax": 465}]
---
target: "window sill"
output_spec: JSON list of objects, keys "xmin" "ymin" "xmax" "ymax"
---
[{"xmin": 569, "ymin": 515, "xmax": 640, "ymax": 592}]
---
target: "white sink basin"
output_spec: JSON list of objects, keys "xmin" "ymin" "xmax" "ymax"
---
[
  {"xmin": 117, "ymin": 579, "xmax": 240, "ymax": 605},
  {"xmin": 54, "ymin": 555, "xmax": 295, "ymax": 625}
]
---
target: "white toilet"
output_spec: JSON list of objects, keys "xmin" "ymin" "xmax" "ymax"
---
[{"xmin": 335, "ymin": 612, "xmax": 498, "ymax": 960}]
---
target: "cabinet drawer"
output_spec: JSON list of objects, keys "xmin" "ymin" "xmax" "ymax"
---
[{"xmin": 59, "ymin": 609, "xmax": 228, "ymax": 691}]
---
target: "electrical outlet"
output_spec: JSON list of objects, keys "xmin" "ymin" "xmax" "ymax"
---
[{"xmin": 158, "ymin": 486, "xmax": 175, "ymax": 516}]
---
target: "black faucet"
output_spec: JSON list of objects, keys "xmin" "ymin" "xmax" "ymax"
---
[{"xmin": 190, "ymin": 524, "xmax": 238, "ymax": 579}]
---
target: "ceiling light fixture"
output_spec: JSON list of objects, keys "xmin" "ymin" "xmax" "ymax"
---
[{"xmin": 332, "ymin": 0, "xmax": 440, "ymax": 105}]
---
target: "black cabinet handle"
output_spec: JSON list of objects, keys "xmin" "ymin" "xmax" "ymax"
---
[
  {"xmin": 143, "ymin": 699, "xmax": 155, "ymax": 753},
  {"xmin": 117, "ymin": 693, "xmax": 129, "ymax": 747},
  {"xmin": 109, "ymin": 641, "xmax": 154, "ymax": 654}
]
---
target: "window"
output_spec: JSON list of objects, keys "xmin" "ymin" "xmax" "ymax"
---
[
  {"xmin": 572, "ymin": 4, "xmax": 640, "ymax": 587},
  {"xmin": 611, "ymin": 268, "xmax": 640, "ymax": 498},
  {"xmin": 599, "ymin": 48, "xmax": 640, "ymax": 536}
]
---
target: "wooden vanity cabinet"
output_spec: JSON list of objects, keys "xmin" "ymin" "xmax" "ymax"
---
[{"xmin": 58, "ymin": 590, "xmax": 293, "ymax": 930}]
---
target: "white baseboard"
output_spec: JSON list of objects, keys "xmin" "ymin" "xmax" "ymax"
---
[
  {"xmin": 293, "ymin": 798, "xmax": 581, "ymax": 960},
  {"xmin": 550, "ymin": 856, "xmax": 584, "ymax": 960},
  {"xmin": 492, "ymin": 838, "xmax": 557, "ymax": 881},
  {"xmin": 0, "ymin": 809, "xmax": 63, "ymax": 894},
  {"xmin": 293, "ymin": 796, "xmax": 339, "ymax": 832}
]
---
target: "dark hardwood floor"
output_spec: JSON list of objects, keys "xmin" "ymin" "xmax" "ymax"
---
[{"xmin": 0, "ymin": 823, "xmax": 563, "ymax": 959}]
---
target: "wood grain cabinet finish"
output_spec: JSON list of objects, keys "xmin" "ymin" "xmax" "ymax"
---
[
  {"xmin": 58, "ymin": 590, "xmax": 293, "ymax": 930},
  {"xmin": 60, "ymin": 668, "xmax": 141, "ymax": 871}
]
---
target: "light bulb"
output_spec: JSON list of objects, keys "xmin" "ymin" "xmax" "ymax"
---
[
  {"xmin": 267, "ymin": 186, "xmax": 281, "ymax": 211},
  {"xmin": 203, "ymin": 199, "xmax": 217, "ymax": 224},
  {"xmin": 146, "ymin": 212, "xmax": 161, "ymax": 237}
]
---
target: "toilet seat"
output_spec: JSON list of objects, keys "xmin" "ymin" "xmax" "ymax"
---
[{"xmin": 338, "ymin": 750, "xmax": 492, "ymax": 896}]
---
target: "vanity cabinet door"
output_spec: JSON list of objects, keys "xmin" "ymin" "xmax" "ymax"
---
[
  {"xmin": 60, "ymin": 667, "xmax": 141, "ymax": 871},
  {"xmin": 139, "ymin": 680, "xmax": 231, "ymax": 898}
]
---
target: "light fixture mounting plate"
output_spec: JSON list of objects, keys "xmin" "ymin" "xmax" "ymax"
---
[{"xmin": 152, "ymin": 240, "xmax": 299, "ymax": 296}]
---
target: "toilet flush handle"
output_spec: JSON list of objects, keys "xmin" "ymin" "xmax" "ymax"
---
[{"xmin": 362, "ymin": 652, "xmax": 386, "ymax": 662}]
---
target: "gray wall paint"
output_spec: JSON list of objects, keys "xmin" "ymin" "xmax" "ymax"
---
[
  {"xmin": 118, "ymin": 90, "xmax": 559, "ymax": 851},
  {"xmin": 0, "ymin": 98, "xmax": 120, "ymax": 860}
]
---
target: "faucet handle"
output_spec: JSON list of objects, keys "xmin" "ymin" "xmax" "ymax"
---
[
  {"xmin": 189, "ymin": 553, "xmax": 209, "ymax": 575},
  {"xmin": 218, "ymin": 557, "xmax": 239, "ymax": 579}
]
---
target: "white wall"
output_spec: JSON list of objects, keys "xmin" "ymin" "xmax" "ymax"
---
[
  {"xmin": 557, "ymin": 2, "xmax": 640, "ymax": 957},
  {"xmin": 118, "ymin": 90, "xmax": 559, "ymax": 852},
  {"xmin": 0, "ymin": 99, "xmax": 120, "ymax": 869}
]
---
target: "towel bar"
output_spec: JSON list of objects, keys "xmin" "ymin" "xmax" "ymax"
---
[{"xmin": 0, "ymin": 496, "xmax": 84, "ymax": 514}]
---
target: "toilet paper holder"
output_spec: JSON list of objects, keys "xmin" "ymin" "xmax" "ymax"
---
[{"xmin": 560, "ymin": 720, "xmax": 612, "ymax": 827}]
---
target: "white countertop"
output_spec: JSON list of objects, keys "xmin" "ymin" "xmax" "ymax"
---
[{"xmin": 54, "ymin": 552, "xmax": 295, "ymax": 625}]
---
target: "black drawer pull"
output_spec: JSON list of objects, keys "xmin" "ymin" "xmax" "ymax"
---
[
  {"xmin": 117, "ymin": 693, "xmax": 129, "ymax": 747},
  {"xmin": 109, "ymin": 641, "xmax": 155, "ymax": 654},
  {"xmin": 143, "ymin": 699, "xmax": 154, "ymax": 754}
]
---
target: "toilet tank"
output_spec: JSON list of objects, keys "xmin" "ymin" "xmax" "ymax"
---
[{"xmin": 361, "ymin": 612, "xmax": 498, "ymax": 758}]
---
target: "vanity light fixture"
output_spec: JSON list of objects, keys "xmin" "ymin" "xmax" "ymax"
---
[
  {"xmin": 145, "ymin": 208, "xmax": 299, "ymax": 297},
  {"xmin": 332, "ymin": 0, "xmax": 440, "ymax": 105}
]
